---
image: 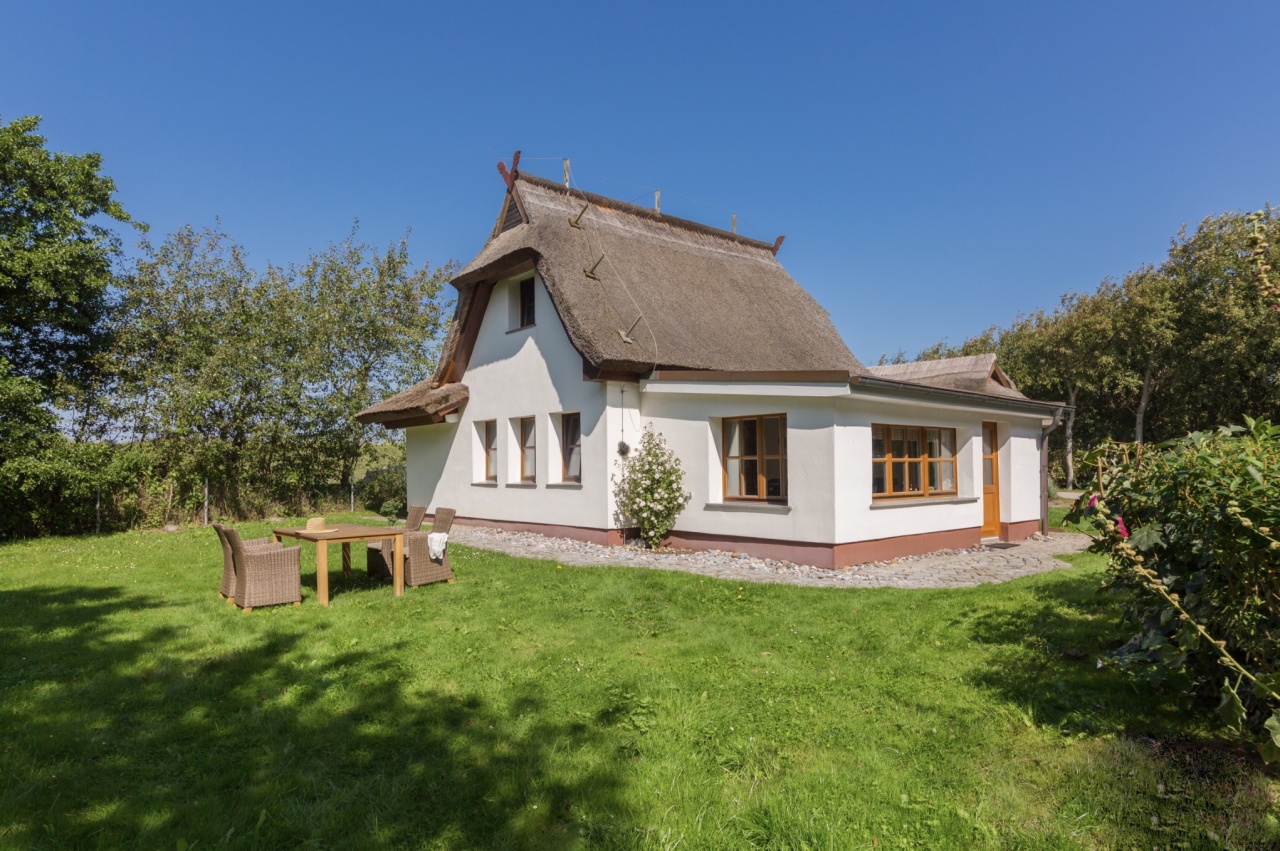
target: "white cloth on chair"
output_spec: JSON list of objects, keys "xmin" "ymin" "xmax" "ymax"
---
[{"xmin": 428, "ymin": 532, "xmax": 449, "ymax": 561}]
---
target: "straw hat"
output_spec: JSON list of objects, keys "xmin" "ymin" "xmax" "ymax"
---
[{"xmin": 306, "ymin": 516, "xmax": 336, "ymax": 533}]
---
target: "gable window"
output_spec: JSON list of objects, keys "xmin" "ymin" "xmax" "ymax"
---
[
  {"xmin": 519, "ymin": 416, "xmax": 536, "ymax": 482},
  {"xmin": 723, "ymin": 414, "xmax": 787, "ymax": 502},
  {"xmin": 482, "ymin": 420, "xmax": 497, "ymax": 481},
  {"xmin": 871, "ymin": 425, "xmax": 956, "ymax": 499},
  {"xmin": 517, "ymin": 278, "xmax": 535, "ymax": 328},
  {"xmin": 561, "ymin": 412, "xmax": 582, "ymax": 483}
]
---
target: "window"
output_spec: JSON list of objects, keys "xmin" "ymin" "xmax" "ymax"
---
[
  {"xmin": 518, "ymin": 278, "xmax": 535, "ymax": 328},
  {"xmin": 871, "ymin": 424, "xmax": 956, "ymax": 499},
  {"xmin": 723, "ymin": 414, "xmax": 787, "ymax": 502},
  {"xmin": 482, "ymin": 420, "xmax": 497, "ymax": 481},
  {"xmin": 518, "ymin": 416, "xmax": 536, "ymax": 482},
  {"xmin": 561, "ymin": 412, "xmax": 581, "ymax": 483}
]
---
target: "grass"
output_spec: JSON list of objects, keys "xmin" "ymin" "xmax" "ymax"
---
[
  {"xmin": 1048, "ymin": 503, "xmax": 1093, "ymax": 533},
  {"xmin": 2, "ymin": 515, "xmax": 1277, "ymax": 849}
]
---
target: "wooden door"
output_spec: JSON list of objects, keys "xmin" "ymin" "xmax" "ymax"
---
[{"xmin": 981, "ymin": 422, "xmax": 1001, "ymax": 539}]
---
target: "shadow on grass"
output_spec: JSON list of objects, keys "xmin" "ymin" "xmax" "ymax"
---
[
  {"xmin": 962, "ymin": 569, "xmax": 1280, "ymax": 847},
  {"xmin": 963, "ymin": 567, "xmax": 1192, "ymax": 736},
  {"xmin": 0, "ymin": 585, "xmax": 628, "ymax": 849}
]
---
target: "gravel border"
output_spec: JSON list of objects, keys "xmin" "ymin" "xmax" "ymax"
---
[{"xmin": 448, "ymin": 524, "xmax": 1094, "ymax": 589}]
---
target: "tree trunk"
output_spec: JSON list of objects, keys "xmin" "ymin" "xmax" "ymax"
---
[
  {"xmin": 1135, "ymin": 369, "xmax": 1154, "ymax": 444},
  {"xmin": 1065, "ymin": 385, "xmax": 1078, "ymax": 490}
]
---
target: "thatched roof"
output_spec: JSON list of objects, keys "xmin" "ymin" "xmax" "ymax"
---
[
  {"xmin": 867, "ymin": 354, "xmax": 1028, "ymax": 400},
  {"xmin": 355, "ymin": 382, "xmax": 468, "ymax": 427},
  {"xmin": 449, "ymin": 170, "xmax": 867, "ymax": 376},
  {"xmin": 358, "ymin": 166, "xmax": 1056, "ymax": 427}
]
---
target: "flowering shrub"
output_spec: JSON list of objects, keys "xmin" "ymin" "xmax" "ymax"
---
[
  {"xmin": 612, "ymin": 426, "xmax": 691, "ymax": 549},
  {"xmin": 1069, "ymin": 418, "xmax": 1280, "ymax": 760}
]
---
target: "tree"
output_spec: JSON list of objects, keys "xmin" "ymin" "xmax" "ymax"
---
[
  {"xmin": 108, "ymin": 225, "xmax": 298, "ymax": 515},
  {"xmin": 913, "ymin": 327, "xmax": 1000, "ymax": 362},
  {"xmin": 1110, "ymin": 267, "xmax": 1178, "ymax": 444},
  {"xmin": 107, "ymin": 223, "xmax": 451, "ymax": 517},
  {"xmin": 0, "ymin": 115, "xmax": 141, "ymax": 400},
  {"xmin": 0, "ymin": 358, "xmax": 55, "ymax": 459},
  {"xmin": 1157, "ymin": 211, "xmax": 1280, "ymax": 437},
  {"xmin": 290, "ymin": 227, "xmax": 452, "ymax": 487}
]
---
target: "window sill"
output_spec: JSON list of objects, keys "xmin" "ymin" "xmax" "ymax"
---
[
  {"xmin": 703, "ymin": 502, "xmax": 792, "ymax": 514},
  {"xmin": 869, "ymin": 496, "xmax": 979, "ymax": 509},
  {"xmin": 546, "ymin": 482, "xmax": 583, "ymax": 489},
  {"xmin": 472, "ymin": 481, "xmax": 499, "ymax": 488},
  {"xmin": 506, "ymin": 324, "xmax": 535, "ymax": 334},
  {"xmin": 506, "ymin": 482, "xmax": 537, "ymax": 488}
]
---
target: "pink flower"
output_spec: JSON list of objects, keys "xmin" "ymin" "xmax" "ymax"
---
[
  {"xmin": 1087, "ymin": 494, "xmax": 1099, "ymax": 509},
  {"xmin": 1116, "ymin": 516, "xmax": 1129, "ymax": 538}
]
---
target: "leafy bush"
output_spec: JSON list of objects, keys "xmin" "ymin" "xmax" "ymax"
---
[
  {"xmin": 379, "ymin": 499, "xmax": 405, "ymax": 521},
  {"xmin": 0, "ymin": 439, "xmax": 159, "ymax": 538},
  {"xmin": 612, "ymin": 426, "xmax": 691, "ymax": 549},
  {"xmin": 361, "ymin": 463, "xmax": 405, "ymax": 513},
  {"xmin": 1069, "ymin": 418, "xmax": 1280, "ymax": 759}
]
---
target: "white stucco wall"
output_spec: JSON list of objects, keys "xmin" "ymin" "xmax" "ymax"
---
[
  {"xmin": 406, "ymin": 271, "xmax": 609, "ymax": 529},
  {"xmin": 636, "ymin": 383, "xmax": 842, "ymax": 544},
  {"xmin": 402, "ymin": 271, "xmax": 1047, "ymax": 545},
  {"xmin": 1006, "ymin": 420, "xmax": 1044, "ymax": 524},
  {"xmin": 833, "ymin": 393, "xmax": 1046, "ymax": 542}
]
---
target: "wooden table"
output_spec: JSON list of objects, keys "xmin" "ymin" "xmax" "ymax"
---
[{"xmin": 272, "ymin": 524, "xmax": 404, "ymax": 607}]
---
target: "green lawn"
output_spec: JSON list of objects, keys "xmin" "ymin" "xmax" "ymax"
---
[
  {"xmin": 2, "ymin": 517, "xmax": 1276, "ymax": 849},
  {"xmin": 1048, "ymin": 504, "xmax": 1093, "ymax": 533}
]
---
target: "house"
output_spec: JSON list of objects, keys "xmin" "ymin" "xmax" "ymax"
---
[{"xmin": 357, "ymin": 158, "xmax": 1066, "ymax": 568}]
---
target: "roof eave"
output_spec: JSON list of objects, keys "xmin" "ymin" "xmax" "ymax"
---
[
  {"xmin": 649, "ymin": 369, "xmax": 857, "ymax": 383},
  {"xmin": 851, "ymin": 374, "xmax": 1069, "ymax": 415}
]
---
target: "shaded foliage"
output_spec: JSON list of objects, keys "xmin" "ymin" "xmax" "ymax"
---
[{"xmin": 1069, "ymin": 419, "xmax": 1280, "ymax": 760}]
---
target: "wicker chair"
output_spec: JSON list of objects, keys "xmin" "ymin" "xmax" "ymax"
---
[
  {"xmin": 366, "ymin": 504, "xmax": 427, "ymax": 578},
  {"xmin": 224, "ymin": 526, "xmax": 302, "ymax": 611},
  {"xmin": 368, "ymin": 506, "xmax": 454, "ymax": 586},
  {"xmin": 212, "ymin": 523, "xmax": 284, "ymax": 603}
]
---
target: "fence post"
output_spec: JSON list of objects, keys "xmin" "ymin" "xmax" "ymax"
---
[
  {"xmin": 95, "ymin": 485, "xmax": 101, "ymax": 535},
  {"xmin": 350, "ymin": 482, "xmax": 354, "ymax": 512},
  {"xmin": 204, "ymin": 478, "xmax": 209, "ymax": 526}
]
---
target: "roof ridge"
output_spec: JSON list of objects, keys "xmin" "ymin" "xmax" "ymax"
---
[{"xmin": 513, "ymin": 170, "xmax": 779, "ymax": 254}]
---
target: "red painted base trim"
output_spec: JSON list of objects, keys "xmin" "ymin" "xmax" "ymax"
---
[
  {"xmin": 661, "ymin": 529, "xmax": 842, "ymax": 569},
  {"xmin": 1000, "ymin": 519, "xmax": 1040, "ymax": 542},
  {"xmin": 432, "ymin": 514, "xmax": 991, "ymax": 570},
  {"xmin": 833, "ymin": 527, "xmax": 981, "ymax": 567},
  {"xmin": 441, "ymin": 515, "xmax": 618, "ymax": 546}
]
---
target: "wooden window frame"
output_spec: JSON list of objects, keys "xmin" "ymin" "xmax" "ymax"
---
[
  {"xmin": 722, "ymin": 414, "xmax": 788, "ymax": 503},
  {"xmin": 517, "ymin": 278, "xmax": 535, "ymax": 328},
  {"xmin": 518, "ymin": 416, "xmax": 536, "ymax": 483},
  {"xmin": 561, "ymin": 412, "xmax": 582, "ymax": 483},
  {"xmin": 871, "ymin": 423, "xmax": 958, "ymax": 500},
  {"xmin": 482, "ymin": 420, "xmax": 497, "ymax": 482}
]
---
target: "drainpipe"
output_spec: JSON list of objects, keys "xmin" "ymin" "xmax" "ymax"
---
[{"xmin": 1040, "ymin": 406, "xmax": 1067, "ymax": 534}]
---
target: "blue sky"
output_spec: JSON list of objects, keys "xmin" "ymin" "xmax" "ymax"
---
[{"xmin": 7, "ymin": 1, "xmax": 1279, "ymax": 364}]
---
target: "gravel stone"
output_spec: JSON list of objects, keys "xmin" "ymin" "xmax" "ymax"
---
[{"xmin": 447, "ymin": 525, "xmax": 1093, "ymax": 589}]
